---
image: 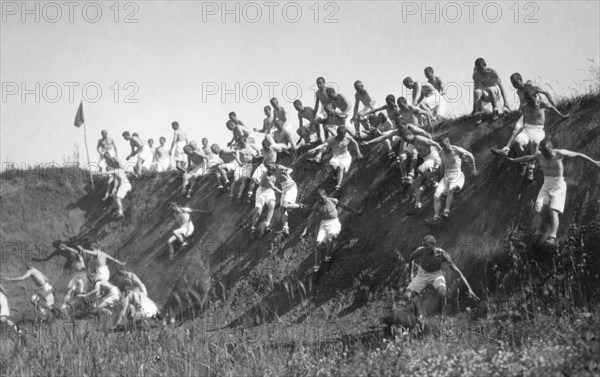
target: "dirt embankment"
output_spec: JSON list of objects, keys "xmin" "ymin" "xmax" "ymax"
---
[{"xmin": 1, "ymin": 94, "xmax": 599, "ymax": 325}]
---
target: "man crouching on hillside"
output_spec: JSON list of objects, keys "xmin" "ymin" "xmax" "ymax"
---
[
  {"xmin": 168, "ymin": 202, "xmax": 212, "ymax": 260},
  {"xmin": 403, "ymin": 236, "xmax": 478, "ymax": 322}
]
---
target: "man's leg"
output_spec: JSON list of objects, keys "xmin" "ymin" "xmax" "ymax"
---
[
  {"xmin": 443, "ymin": 187, "xmax": 458, "ymax": 217},
  {"xmin": 264, "ymin": 200, "xmax": 276, "ymax": 233},
  {"xmin": 435, "ymin": 284, "xmax": 447, "ymax": 316},
  {"xmin": 546, "ymin": 209, "xmax": 560, "ymax": 243},
  {"xmin": 336, "ymin": 165, "xmax": 345, "ymax": 189},
  {"xmin": 314, "ymin": 241, "xmax": 324, "ymax": 273},
  {"xmin": 229, "ymin": 179, "xmax": 238, "ymax": 198},
  {"xmin": 251, "ymin": 206, "xmax": 263, "ymax": 233},
  {"xmin": 115, "ymin": 198, "xmax": 124, "ymax": 217},
  {"xmin": 412, "ymin": 175, "xmax": 425, "ymax": 207},
  {"xmin": 433, "ymin": 182, "xmax": 446, "ymax": 220},
  {"xmin": 168, "ymin": 236, "xmax": 177, "ymax": 258}
]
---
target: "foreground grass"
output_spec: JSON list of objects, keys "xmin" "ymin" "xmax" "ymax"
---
[{"xmin": 1, "ymin": 309, "xmax": 598, "ymax": 377}]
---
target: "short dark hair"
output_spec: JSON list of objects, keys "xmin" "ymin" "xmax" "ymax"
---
[
  {"xmin": 424, "ymin": 66, "xmax": 434, "ymax": 73},
  {"xmin": 510, "ymin": 73, "xmax": 522, "ymax": 81},
  {"xmin": 293, "ymin": 99, "xmax": 302, "ymax": 106},
  {"xmin": 122, "ymin": 131, "xmax": 131, "ymax": 137},
  {"xmin": 171, "ymin": 121, "xmax": 179, "ymax": 128},
  {"xmin": 228, "ymin": 111, "xmax": 236, "ymax": 117},
  {"xmin": 402, "ymin": 77, "xmax": 413, "ymax": 86},
  {"xmin": 475, "ymin": 57, "xmax": 486, "ymax": 67}
]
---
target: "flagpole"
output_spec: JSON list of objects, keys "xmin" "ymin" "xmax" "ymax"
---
[{"xmin": 82, "ymin": 121, "xmax": 95, "ymax": 189}]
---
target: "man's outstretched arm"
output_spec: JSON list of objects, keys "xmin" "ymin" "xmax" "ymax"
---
[
  {"xmin": 448, "ymin": 261, "xmax": 479, "ymax": 300},
  {"xmin": 558, "ymin": 150, "xmax": 600, "ymax": 167},
  {"xmin": 508, "ymin": 152, "xmax": 539, "ymax": 164}
]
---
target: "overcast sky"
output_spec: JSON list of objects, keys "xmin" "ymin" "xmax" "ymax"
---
[{"xmin": 1, "ymin": 0, "xmax": 599, "ymax": 167}]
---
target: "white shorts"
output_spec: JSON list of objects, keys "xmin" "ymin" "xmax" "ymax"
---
[
  {"xmin": 235, "ymin": 162, "xmax": 254, "ymax": 180},
  {"xmin": 174, "ymin": 221, "xmax": 195, "ymax": 238},
  {"xmin": 173, "ymin": 141, "xmax": 187, "ymax": 162},
  {"xmin": 255, "ymin": 187, "xmax": 276, "ymax": 209},
  {"xmin": 407, "ymin": 267, "xmax": 446, "ymax": 293},
  {"xmin": 0, "ymin": 292, "xmax": 9, "ymax": 317},
  {"xmin": 115, "ymin": 181, "xmax": 132, "ymax": 199},
  {"xmin": 138, "ymin": 145, "xmax": 153, "ymax": 168},
  {"xmin": 316, "ymin": 218, "xmax": 341, "ymax": 243},
  {"xmin": 131, "ymin": 293, "xmax": 159, "ymax": 320},
  {"xmin": 33, "ymin": 282, "xmax": 55, "ymax": 307},
  {"xmin": 422, "ymin": 93, "xmax": 442, "ymax": 112},
  {"xmin": 418, "ymin": 150, "xmax": 441, "ymax": 173},
  {"xmin": 98, "ymin": 149, "xmax": 116, "ymax": 170},
  {"xmin": 523, "ymin": 123, "xmax": 545, "ymax": 145},
  {"xmin": 535, "ymin": 176, "xmax": 567, "ymax": 213},
  {"xmin": 476, "ymin": 85, "xmax": 504, "ymax": 113},
  {"xmin": 281, "ymin": 182, "xmax": 298, "ymax": 204},
  {"xmin": 435, "ymin": 171, "xmax": 465, "ymax": 196},
  {"xmin": 222, "ymin": 160, "xmax": 239, "ymax": 173},
  {"xmin": 152, "ymin": 159, "xmax": 170, "ymax": 172},
  {"xmin": 96, "ymin": 265, "xmax": 110, "ymax": 282},
  {"xmin": 185, "ymin": 163, "xmax": 207, "ymax": 180},
  {"xmin": 330, "ymin": 152, "xmax": 352, "ymax": 174}
]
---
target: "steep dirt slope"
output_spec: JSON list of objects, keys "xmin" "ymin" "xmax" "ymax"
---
[{"xmin": 1, "ymin": 94, "xmax": 599, "ymax": 327}]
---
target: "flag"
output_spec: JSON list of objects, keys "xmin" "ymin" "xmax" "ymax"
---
[{"xmin": 74, "ymin": 101, "xmax": 85, "ymax": 127}]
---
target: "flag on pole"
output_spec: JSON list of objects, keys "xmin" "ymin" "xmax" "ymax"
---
[{"xmin": 74, "ymin": 101, "xmax": 85, "ymax": 127}]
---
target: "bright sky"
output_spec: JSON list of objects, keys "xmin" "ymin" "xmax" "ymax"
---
[{"xmin": 1, "ymin": 0, "xmax": 599, "ymax": 168}]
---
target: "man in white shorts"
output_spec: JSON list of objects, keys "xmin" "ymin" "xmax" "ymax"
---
[
  {"xmin": 266, "ymin": 120, "xmax": 297, "ymax": 154},
  {"xmin": 79, "ymin": 274, "xmax": 121, "ymax": 325},
  {"xmin": 308, "ymin": 126, "xmax": 363, "ymax": 195},
  {"xmin": 491, "ymin": 74, "xmax": 558, "ymax": 169},
  {"xmin": 402, "ymin": 77, "xmax": 437, "ymax": 123},
  {"xmin": 152, "ymin": 136, "xmax": 171, "ymax": 172},
  {"xmin": 3, "ymin": 265, "xmax": 56, "ymax": 316},
  {"xmin": 301, "ymin": 189, "xmax": 358, "ymax": 276},
  {"xmin": 230, "ymin": 143, "xmax": 259, "ymax": 202},
  {"xmin": 471, "ymin": 58, "xmax": 510, "ymax": 120},
  {"xmin": 96, "ymin": 130, "xmax": 118, "ymax": 172},
  {"xmin": 170, "ymin": 121, "xmax": 188, "ymax": 172},
  {"xmin": 351, "ymin": 80, "xmax": 376, "ymax": 138},
  {"xmin": 0, "ymin": 285, "xmax": 16, "ymax": 331},
  {"xmin": 492, "ymin": 87, "xmax": 568, "ymax": 182},
  {"xmin": 123, "ymin": 131, "xmax": 153, "ymax": 174},
  {"xmin": 294, "ymin": 100, "xmax": 320, "ymax": 146},
  {"xmin": 507, "ymin": 138, "xmax": 600, "ymax": 245},
  {"xmin": 250, "ymin": 163, "xmax": 279, "ymax": 238},
  {"xmin": 61, "ymin": 269, "xmax": 87, "ymax": 316},
  {"xmin": 181, "ymin": 141, "xmax": 209, "ymax": 198},
  {"xmin": 78, "ymin": 244, "xmax": 126, "ymax": 282},
  {"xmin": 167, "ymin": 202, "xmax": 211, "ymax": 260},
  {"xmin": 423, "ymin": 66, "xmax": 447, "ymax": 119},
  {"xmin": 427, "ymin": 138, "xmax": 478, "ymax": 225},
  {"xmin": 98, "ymin": 153, "xmax": 132, "ymax": 218},
  {"xmin": 404, "ymin": 235, "xmax": 478, "ymax": 317},
  {"xmin": 269, "ymin": 164, "xmax": 305, "ymax": 236}
]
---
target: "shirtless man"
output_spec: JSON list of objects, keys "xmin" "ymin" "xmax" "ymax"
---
[
  {"xmin": 351, "ymin": 80, "xmax": 376, "ymax": 137},
  {"xmin": 181, "ymin": 141, "xmax": 209, "ymax": 198},
  {"xmin": 301, "ymin": 189, "xmax": 359, "ymax": 275},
  {"xmin": 471, "ymin": 58, "xmax": 510, "ymax": 120},
  {"xmin": 396, "ymin": 96, "xmax": 433, "ymax": 131},
  {"xmin": 426, "ymin": 138, "xmax": 478, "ymax": 224},
  {"xmin": 255, "ymin": 105, "xmax": 275, "ymax": 135},
  {"xmin": 404, "ymin": 235, "xmax": 478, "ymax": 318},
  {"xmin": 270, "ymin": 98, "xmax": 289, "ymax": 126},
  {"xmin": 402, "ymin": 77, "xmax": 438, "ymax": 122},
  {"xmin": 231, "ymin": 143, "xmax": 259, "ymax": 202},
  {"xmin": 424, "ymin": 67, "xmax": 445, "ymax": 94},
  {"xmin": 294, "ymin": 100, "xmax": 320, "ymax": 145},
  {"xmin": 313, "ymin": 76, "xmax": 333, "ymax": 118},
  {"xmin": 123, "ymin": 131, "xmax": 153, "ymax": 174},
  {"xmin": 170, "ymin": 121, "xmax": 188, "ymax": 172},
  {"xmin": 491, "ymin": 79, "xmax": 566, "ymax": 180},
  {"xmin": 97, "ymin": 130, "xmax": 118, "ymax": 172},
  {"xmin": 326, "ymin": 87, "xmax": 351, "ymax": 115},
  {"xmin": 226, "ymin": 112, "xmax": 252, "ymax": 150},
  {"xmin": 61, "ymin": 268, "xmax": 87, "ymax": 316},
  {"xmin": 314, "ymin": 103, "xmax": 354, "ymax": 139},
  {"xmin": 167, "ymin": 202, "xmax": 212, "ymax": 259},
  {"xmin": 402, "ymin": 135, "xmax": 443, "ymax": 211},
  {"xmin": 308, "ymin": 127, "xmax": 364, "ymax": 194},
  {"xmin": 78, "ymin": 244, "xmax": 126, "ymax": 282},
  {"xmin": 504, "ymin": 89, "xmax": 568, "ymax": 182},
  {"xmin": 269, "ymin": 163, "xmax": 305, "ymax": 236},
  {"xmin": 79, "ymin": 274, "xmax": 121, "ymax": 326},
  {"xmin": 151, "ymin": 136, "xmax": 171, "ymax": 172},
  {"xmin": 250, "ymin": 163, "xmax": 280, "ymax": 238},
  {"xmin": 266, "ymin": 120, "xmax": 297, "ymax": 154},
  {"xmin": 506, "ymin": 139, "xmax": 600, "ymax": 245},
  {"xmin": 115, "ymin": 289, "xmax": 159, "ymax": 327},
  {"xmin": 113, "ymin": 268, "xmax": 147, "ymax": 295},
  {"xmin": 3, "ymin": 265, "xmax": 56, "ymax": 315},
  {"xmin": 98, "ymin": 154, "xmax": 132, "ymax": 218},
  {"xmin": 148, "ymin": 138, "xmax": 155, "ymax": 156}
]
